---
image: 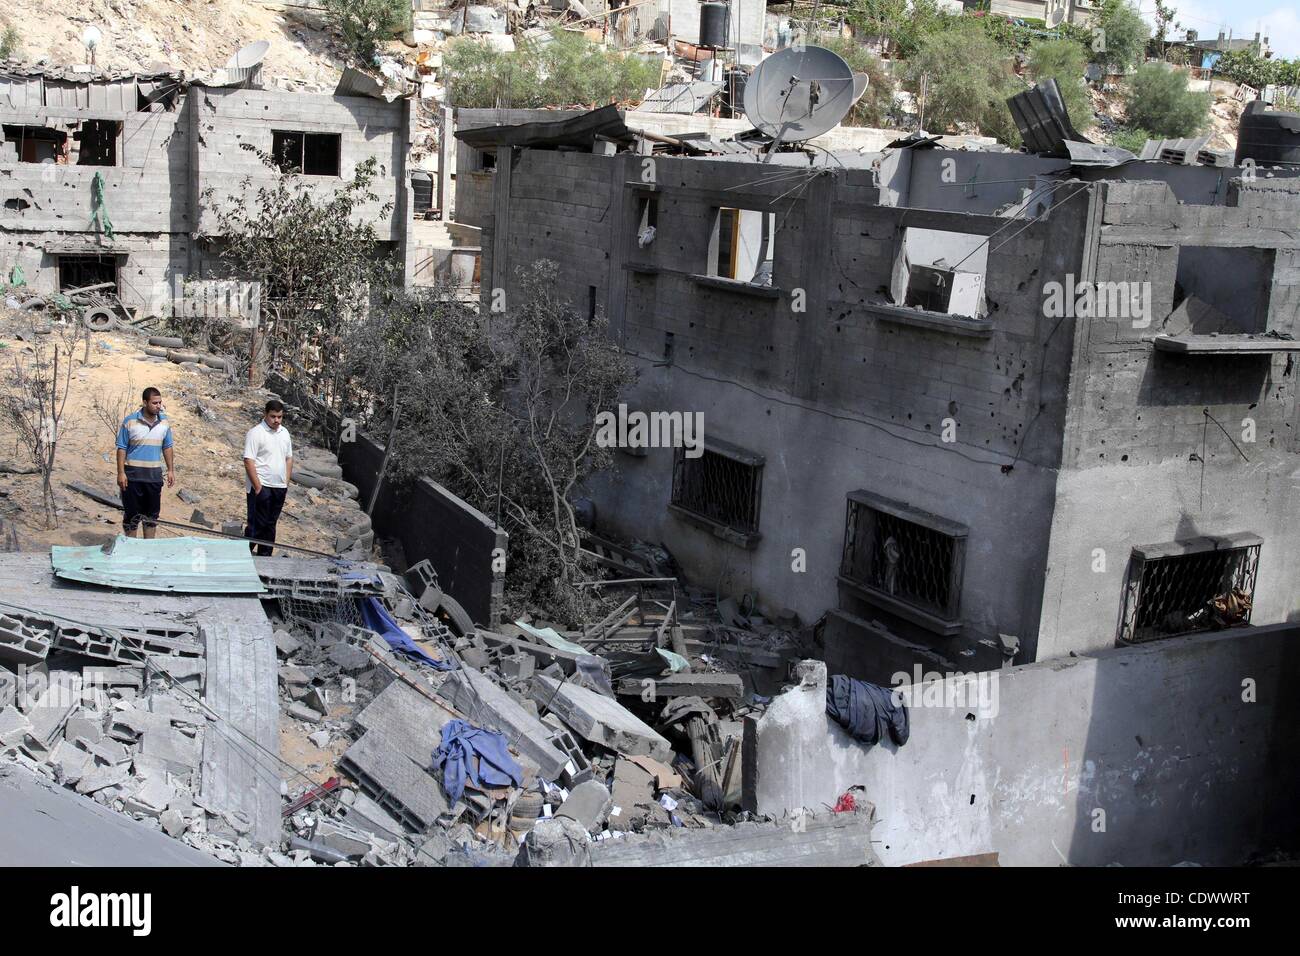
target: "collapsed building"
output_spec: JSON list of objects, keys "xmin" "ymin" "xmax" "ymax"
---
[
  {"xmin": 461, "ymin": 101, "xmax": 1300, "ymax": 679},
  {"xmin": 0, "ymin": 62, "xmax": 416, "ymax": 310}
]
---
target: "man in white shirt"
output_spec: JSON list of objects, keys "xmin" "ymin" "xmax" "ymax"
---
[{"xmin": 242, "ymin": 399, "xmax": 293, "ymax": 556}]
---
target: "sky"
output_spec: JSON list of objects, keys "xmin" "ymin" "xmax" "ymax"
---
[{"xmin": 1133, "ymin": 1, "xmax": 1300, "ymax": 59}]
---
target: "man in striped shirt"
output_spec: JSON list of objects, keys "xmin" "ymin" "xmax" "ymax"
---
[{"xmin": 115, "ymin": 387, "xmax": 175, "ymax": 538}]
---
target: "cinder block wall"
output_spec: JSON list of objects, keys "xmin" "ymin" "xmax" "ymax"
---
[
  {"xmin": 1038, "ymin": 177, "xmax": 1300, "ymax": 658},
  {"xmin": 0, "ymin": 86, "xmax": 407, "ymax": 313},
  {"xmin": 193, "ymin": 87, "xmax": 406, "ymax": 240}
]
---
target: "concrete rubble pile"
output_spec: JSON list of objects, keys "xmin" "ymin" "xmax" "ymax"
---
[{"xmin": 0, "ymin": 484, "xmax": 879, "ymax": 866}]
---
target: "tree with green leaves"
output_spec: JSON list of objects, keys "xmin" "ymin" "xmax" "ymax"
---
[
  {"xmin": 322, "ymin": 0, "xmax": 406, "ymax": 64},
  {"xmin": 1093, "ymin": 0, "xmax": 1149, "ymax": 73},
  {"xmin": 1123, "ymin": 62, "xmax": 1210, "ymax": 137},
  {"xmin": 1214, "ymin": 49, "xmax": 1278, "ymax": 88},
  {"xmin": 903, "ymin": 19, "xmax": 1023, "ymax": 146},
  {"xmin": 1028, "ymin": 39, "xmax": 1093, "ymax": 130},
  {"xmin": 816, "ymin": 37, "xmax": 895, "ymax": 127},
  {"xmin": 200, "ymin": 151, "xmax": 398, "ymax": 408},
  {"xmin": 443, "ymin": 30, "xmax": 661, "ymax": 109},
  {"xmin": 846, "ymin": 0, "xmax": 954, "ymax": 60}
]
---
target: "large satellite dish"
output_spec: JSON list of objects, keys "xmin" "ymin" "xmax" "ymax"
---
[
  {"xmin": 743, "ymin": 46, "xmax": 856, "ymax": 144},
  {"xmin": 82, "ymin": 26, "xmax": 102, "ymax": 52}
]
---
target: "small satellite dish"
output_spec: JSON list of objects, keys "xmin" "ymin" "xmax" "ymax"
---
[
  {"xmin": 743, "ymin": 46, "xmax": 856, "ymax": 144},
  {"xmin": 82, "ymin": 26, "xmax": 102, "ymax": 51},
  {"xmin": 225, "ymin": 40, "xmax": 270, "ymax": 72},
  {"xmin": 1045, "ymin": 0, "xmax": 1067, "ymax": 29},
  {"xmin": 224, "ymin": 41, "xmax": 270, "ymax": 87}
]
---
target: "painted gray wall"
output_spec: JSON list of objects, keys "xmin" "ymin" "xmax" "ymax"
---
[{"xmin": 847, "ymin": 622, "xmax": 1300, "ymax": 866}]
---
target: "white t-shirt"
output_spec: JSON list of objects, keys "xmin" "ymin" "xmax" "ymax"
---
[{"xmin": 243, "ymin": 420, "xmax": 293, "ymax": 491}]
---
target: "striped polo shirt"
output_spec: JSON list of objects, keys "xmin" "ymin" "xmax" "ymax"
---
[{"xmin": 116, "ymin": 410, "xmax": 174, "ymax": 484}]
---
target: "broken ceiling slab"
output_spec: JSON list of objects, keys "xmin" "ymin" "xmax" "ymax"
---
[
  {"xmin": 455, "ymin": 104, "xmax": 632, "ymax": 152},
  {"xmin": 51, "ymin": 536, "xmax": 266, "ymax": 594},
  {"xmin": 1151, "ymin": 334, "xmax": 1300, "ymax": 354},
  {"xmin": 354, "ymin": 679, "xmax": 455, "ymax": 766},
  {"xmin": 195, "ymin": 603, "xmax": 281, "ymax": 847},
  {"xmin": 338, "ymin": 730, "xmax": 449, "ymax": 833},
  {"xmin": 531, "ymin": 674, "xmax": 674, "ymax": 762}
]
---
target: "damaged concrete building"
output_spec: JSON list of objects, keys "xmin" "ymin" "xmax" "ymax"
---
[
  {"xmin": 467, "ymin": 110, "xmax": 1300, "ymax": 676},
  {"xmin": 0, "ymin": 63, "xmax": 415, "ymax": 311}
]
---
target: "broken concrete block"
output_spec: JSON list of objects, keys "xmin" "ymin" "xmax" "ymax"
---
[
  {"xmin": 609, "ymin": 758, "xmax": 655, "ymax": 832},
  {"xmin": 24, "ymin": 686, "xmax": 77, "ymax": 748},
  {"xmin": 287, "ymin": 702, "xmax": 324, "ymax": 724},
  {"xmin": 556, "ymin": 780, "xmax": 614, "ymax": 834},
  {"xmin": 160, "ymin": 809, "xmax": 187, "ymax": 837},
  {"xmin": 76, "ymin": 763, "xmax": 132, "ymax": 795},
  {"xmin": 0, "ymin": 614, "xmax": 52, "ymax": 666},
  {"xmin": 273, "ymin": 629, "xmax": 302, "ymax": 658},
  {"xmin": 124, "ymin": 776, "xmax": 175, "ymax": 817},
  {"xmin": 328, "ymin": 643, "xmax": 371, "ymax": 674},
  {"xmin": 308, "ymin": 730, "xmax": 331, "ymax": 749},
  {"xmin": 531, "ymin": 675, "xmax": 673, "ymax": 762},
  {"xmin": 83, "ymin": 665, "xmax": 144, "ymax": 690},
  {"xmin": 0, "ymin": 705, "xmax": 33, "ymax": 747},
  {"xmin": 437, "ymin": 667, "xmax": 568, "ymax": 780},
  {"xmin": 109, "ymin": 707, "xmax": 171, "ymax": 741},
  {"xmin": 140, "ymin": 725, "xmax": 201, "ymax": 774},
  {"xmin": 63, "ymin": 715, "xmax": 103, "ymax": 744},
  {"xmin": 50, "ymin": 739, "xmax": 93, "ymax": 785},
  {"xmin": 77, "ymin": 735, "xmax": 130, "ymax": 767},
  {"xmin": 517, "ymin": 816, "xmax": 592, "ymax": 867},
  {"xmin": 500, "ymin": 653, "xmax": 535, "ymax": 682}
]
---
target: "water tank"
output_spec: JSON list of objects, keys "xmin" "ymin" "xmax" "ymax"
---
[
  {"xmin": 699, "ymin": 2, "xmax": 729, "ymax": 50},
  {"xmin": 1235, "ymin": 99, "xmax": 1300, "ymax": 168}
]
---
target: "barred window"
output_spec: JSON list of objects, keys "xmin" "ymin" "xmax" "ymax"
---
[
  {"xmin": 669, "ymin": 441, "xmax": 763, "ymax": 545},
  {"xmin": 839, "ymin": 491, "xmax": 966, "ymax": 632},
  {"xmin": 1119, "ymin": 535, "xmax": 1261, "ymax": 644}
]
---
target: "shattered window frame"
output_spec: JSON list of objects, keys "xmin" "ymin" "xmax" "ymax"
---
[
  {"xmin": 840, "ymin": 491, "xmax": 967, "ymax": 629},
  {"xmin": 707, "ymin": 205, "xmax": 776, "ymax": 286},
  {"xmin": 271, "ymin": 129, "xmax": 342, "ymax": 177},
  {"xmin": 1119, "ymin": 536, "xmax": 1262, "ymax": 644},
  {"xmin": 670, "ymin": 441, "xmax": 764, "ymax": 542}
]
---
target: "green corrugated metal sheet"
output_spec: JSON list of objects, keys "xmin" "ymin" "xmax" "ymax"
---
[{"xmin": 50, "ymin": 536, "xmax": 267, "ymax": 594}]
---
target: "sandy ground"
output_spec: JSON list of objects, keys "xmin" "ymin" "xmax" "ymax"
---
[
  {"xmin": 1, "ymin": 0, "xmax": 350, "ymax": 88},
  {"xmin": 0, "ymin": 312, "xmax": 362, "ymax": 555}
]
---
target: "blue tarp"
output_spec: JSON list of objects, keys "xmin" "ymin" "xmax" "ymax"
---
[
  {"xmin": 361, "ymin": 597, "xmax": 455, "ymax": 670},
  {"xmin": 431, "ymin": 719, "xmax": 523, "ymax": 804}
]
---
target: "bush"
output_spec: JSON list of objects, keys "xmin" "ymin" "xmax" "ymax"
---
[
  {"xmin": 816, "ymin": 37, "xmax": 895, "ymax": 127},
  {"xmin": 322, "ymin": 0, "xmax": 405, "ymax": 64},
  {"xmin": 1028, "ymin": 39, "xmax": 1093, "ymax": 130},
  {"xmin": 903, "ymin": 19, "xmax": 1023, "ymax": 146},
  {"xmin": 0, "ymin": 24, "xmax": 19, "ymax": 60},
  {"xmin": 1093, "ymin": 0, "xmax": 1148, "ymax": 73},
  {"xmin": 1110, "ymin": 126, "xmax": 1152, "ymax": 153},
  {"xmin": 443, "ymin": 30, "xmax": 661, "ymax": 109},
  {"xmin": 1123, "ymin": 62, "xmax": 1211, "ymax": 137},
  {"xmin": 846, "ymin": 0, "xmax": 955, "ymax": 61}
]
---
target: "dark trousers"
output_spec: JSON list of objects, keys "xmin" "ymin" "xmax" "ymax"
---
[
  {"xmin": 245, "ymin": 486, "xmax": 287, "ymax": 556},
  {"xmin": 121, "ymin": 480, "xmax": 162, "ymax": 532}
]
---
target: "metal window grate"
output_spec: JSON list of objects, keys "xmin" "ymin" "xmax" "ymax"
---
[
  {"xmin": 841, "ymin": 497, "xmax": 962, "ymax": 620},
  {"xmin": 1121, "ymin": 543, "xmax": 1260, "ymax": 643},
  {"xmin": 671, "ymin": 448, "xmax": 762, "ymax": 536}
]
